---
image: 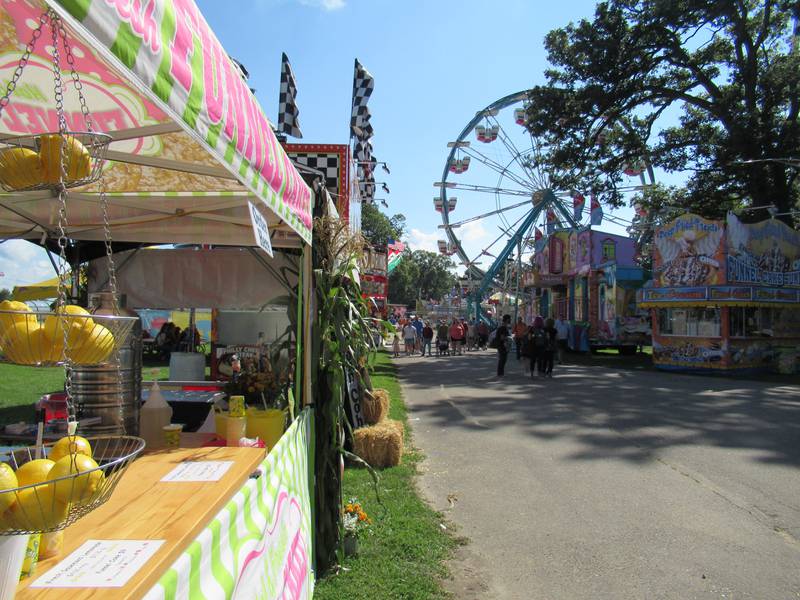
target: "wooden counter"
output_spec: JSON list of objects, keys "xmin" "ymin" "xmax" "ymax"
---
[{"xmin": 16, "ymin": 445, "xmax": 265, "ymax": 599}]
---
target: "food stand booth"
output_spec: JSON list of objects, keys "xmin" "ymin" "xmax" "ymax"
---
[
  {"xmin": 0, "ymin": 0, "xmax": 315, "ymax": 596},
  {"xmin": 530, "ymin": 227, "xmax": 649, "ymax": 352},
  {"xmin": 640, "ymin": 213, "xmax": 800, "ymax": 374}
]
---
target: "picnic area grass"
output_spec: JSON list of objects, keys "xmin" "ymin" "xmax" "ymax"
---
[{"xmin": 314, "ymin": 350, "xmax": 458, "ymax": 600}]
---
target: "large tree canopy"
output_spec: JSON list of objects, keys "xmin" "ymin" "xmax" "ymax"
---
[
  {"xmin": 359, "ymin": 203, "xmax": 406, "ymax": 248},
  {"xmin": 388, "ymin": 250, "xmax": 457, "ymax": 307},
  {"xmin": 526, "ymin": 0, "xmax": 800, "ymax": 222}
]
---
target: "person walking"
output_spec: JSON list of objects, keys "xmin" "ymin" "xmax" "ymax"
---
[
  {"xmin": 436, "ymin": 320, "xmax": 449, "ymax": 356},
  {"xmin": 512, "ymin": 316, "xmax": 528, "ymax": 361},
  {"xmin": 529, "ymin": 316, "xmax": 546, "ymax": 378},
  {"xmin": 466, "ymin": 319, "xmax": 477, "ymax": 351},
  {"xmin": 421, "ymin": 321, "xmax": 434, "ymax": 357},
  {"xmin": 392, "ymin": 333, "xmax": 401, "ymax": 358},
  {"xmin": 495, "ymin": 314, "xmax": 511, "ymax": 377},
  {"xmin": 449, "ymin": 318, "xmax": 464, "ymax": 355},
  {"xmin": 554, "ymin": 316, "xmax": 569, "ymax": 364},
  {"xmin": 542, "ymin": 318, "xmax": 558, "ymax": 377},
  {"xmin": 477, "ymin": 320, "xmax": 489, "ymax": 349},
  {"xmin": 412, "ymin": 316, "xmax": 424, "ymax": 354},
  {"xmin": 402, "ymin": 322, "xmax": 416, "ymax": 356}
]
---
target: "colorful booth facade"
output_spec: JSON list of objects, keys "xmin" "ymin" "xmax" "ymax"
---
[
  {"xmin": 531, "ymin": 228, "xmax": 649, "ymax": 351},
  {"xmin": 640, "ymin": 213, "xmax": 800, "ymax": 374}
]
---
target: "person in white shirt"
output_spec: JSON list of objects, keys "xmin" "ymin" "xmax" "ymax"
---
[{"xmin": 402, "ymin": 323, "xmax": 416, "ymax": 356}]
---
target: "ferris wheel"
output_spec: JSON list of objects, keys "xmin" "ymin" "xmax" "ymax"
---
[{"xmin": 434, "ymin": 91, "xmax": 655, "ymax": 313}]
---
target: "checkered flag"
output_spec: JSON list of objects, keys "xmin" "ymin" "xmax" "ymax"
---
[
  {"xmin": 350, "ymin": 59, "xmax": 374, "ymax": 139},
  {"xmin": 355, "ymin": 139, "xmax": 376, "ymax": 176},
  {"xmin": 277, "ymin": 53, "xmax": 303, "ymax": 138}
]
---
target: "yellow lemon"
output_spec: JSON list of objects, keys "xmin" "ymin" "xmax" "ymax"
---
[
  {"xmin": 47, "ymin": 454, "xmax": 104, "ymax": 504},
  {"xmin": 0, "ymin": 147, "xmax": 43, "ymax": 189},
  {"xmin": 0, "ymin": 463, "xmax": 18, "ymax": 514},
  {"xmin": 72, "ymin": 324, "xmax": 114, "ymax": 364},
  {"xmin": 28, "ymin": 326, "xmax": 62, "ymax": 364},
  {"xmin": 43, "ymin": 305, "xmax": 94, "ymax": 350},
  {"xmin": 1, "ymin": 321, "xmax": 39, "ymax": 364},
  {"xmin": 15, "ymin": 459, "xmax": 55, "ymax": 487},
  {"xmin": 49, "ymin": 436, "xmax": 92, "ymax": 462},
  {"xmin": 6, "ymin": 483, "xmax": 68, "ymax": 530},
  {"xmin": 39, "ymin": 134, "xmax": 91, "ymax": 183},
  {"xmin": 0, "ymin": 299, "xmax": 37, "ymax": 334}
]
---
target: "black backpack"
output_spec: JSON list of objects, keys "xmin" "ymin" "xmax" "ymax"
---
[{"xmin": 532, "ymin": 329, "xmax": 546, "ymax": 349}]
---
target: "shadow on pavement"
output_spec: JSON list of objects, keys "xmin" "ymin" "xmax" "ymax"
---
[{"xmin": 393, "ymin": 349, "xmax": 800, "ymax": 467}]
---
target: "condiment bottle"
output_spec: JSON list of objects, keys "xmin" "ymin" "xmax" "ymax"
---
[
  {"xmin": 140, "ymin": 371, "xmax": 173, "ymax": 449},
  {"xmin": 226, "ymin": 395, "xmax": 247, "ymax": 447}
]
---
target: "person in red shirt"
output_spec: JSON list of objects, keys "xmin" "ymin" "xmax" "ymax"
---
[
  {"xmin": 448, "ymin": 319, "xmax": 464, "ymax": 355},
  {"xmin": 512, "ymin": 317, "xmax": 528, "ymax": 361}
]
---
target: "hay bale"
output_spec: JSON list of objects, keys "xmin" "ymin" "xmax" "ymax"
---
[
  {"xmin": 361, "ymin": 388, "xmax": 389, "ymax": 424},
  {"xmin": 353, "ymin": 418, "xmax": 404, "ymax": 468}
]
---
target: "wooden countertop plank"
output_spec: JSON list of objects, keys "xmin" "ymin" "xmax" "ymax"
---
[{"xmin": 17, "ymin": 446, "xmax": 265, "ymax": 599}]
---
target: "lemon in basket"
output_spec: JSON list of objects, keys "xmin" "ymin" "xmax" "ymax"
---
[
  {"xmin": 0, "ymin": 463, "xmax": 18, "ymax": 514},
  {"xmin": 39, "ymin": 134, "xmax": 91, "ymax": 183},
  {"xmin": 15, "ymin": 458, "xmax": 55, "ymax": 487},
  {"xmin": 44, "ymin": 305, "xmax": 95, "ymax": 351},
  {"xmin": 6, "ymin": 484, "xmax": 69, "ymax": 530},
  {"xmin": 72, "ymin": 324, "xmax": 114, "ymax": 365},
  {"xmin": 48, "ymin": 454, "xmax": 104, "ymax": 504},
  {"xmin": 0, "ymin": 299, "xmax": 38, "ymax": 333},
  {"xmin": 50, "ymin": 436, "xmax": 92, "ymax": 462},
  {"xmin": 0, "ymin": 147, "xmax": 43, "ymax": 189},
  {"xmin": 28, "ymin": 326, "xmax": 63, "ymax": 363},
  {"xmin": 1, "ymin": 321, "xmax": 39, "ymax": 364}
]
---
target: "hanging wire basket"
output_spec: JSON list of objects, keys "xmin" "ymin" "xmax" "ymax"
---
[
  {"xmin": 0, "ymin": 131, "xmax": 111, "ymax": 192},
  {"xmin": 0, "ymin": 310, "xmax": 137, "ymax": 367},
  {"xmin": 0, "ymin": 435, "xmax": 145, "ymax": 535}
]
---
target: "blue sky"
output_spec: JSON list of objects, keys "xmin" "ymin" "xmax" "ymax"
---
[{"xmin": 0, "ymin": 0, "xmax": 674, "ymax": 290}]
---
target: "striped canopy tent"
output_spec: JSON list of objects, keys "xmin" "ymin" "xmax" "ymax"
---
[{"xmin": 0, "ymin": 0, "xmax": 313, "ymax": 249}]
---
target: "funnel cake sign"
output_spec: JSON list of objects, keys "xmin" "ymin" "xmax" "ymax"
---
[{"xmin": 654, "ymin": 214, "xmax": 725, "ymax": 287}]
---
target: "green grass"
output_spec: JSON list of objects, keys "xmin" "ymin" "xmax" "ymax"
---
[
  {"xmin": 0, "ymin": 363, "xmax": 65, "ymax": 426},
  {"xmin": 314, "ymin": 351, "xmax": 457, "ymax": 600}
]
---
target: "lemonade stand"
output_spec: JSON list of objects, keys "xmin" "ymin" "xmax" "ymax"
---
[{"xmin": 0, "ymin": 1, "xmax": 315, "ymax": 597}]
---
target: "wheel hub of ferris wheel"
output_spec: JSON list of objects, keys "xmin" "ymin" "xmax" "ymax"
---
[{"xmin": 434, "ymin": 91, "xmax": 655, "ymax": 305}]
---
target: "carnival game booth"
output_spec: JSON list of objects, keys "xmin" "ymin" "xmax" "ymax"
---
[
  {"xmin": 531, "ymin": 227, "xmax": 649, "ymax": 353},
  {"xmin": 640, "ymin": 213, "xmax": 800, "ymax": 374},
  {"xmin": 0, "ymin": 1, "xmax": 315, "ymax": 597}
]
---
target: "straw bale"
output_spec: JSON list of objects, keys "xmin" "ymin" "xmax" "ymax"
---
[
  {"xmin": 361, "ymin": 388, "xmax": 390, "ymax": 424},
  {"xmin": 352, "ymin": 418, "xmax": 404, "ymax": 468}
]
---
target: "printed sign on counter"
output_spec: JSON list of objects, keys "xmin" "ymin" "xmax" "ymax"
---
[
  {"xmin": 161, "ymin": 460, "xmax": 234, "ymax": 482},
  {"xmin": 30, "ymin": 540, "xmax": 164, "ymax": 588}
]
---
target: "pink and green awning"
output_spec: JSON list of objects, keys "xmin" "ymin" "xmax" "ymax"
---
[{"xmin": 0, "ymin": 0, "xmax": 312, "ymax": 246}]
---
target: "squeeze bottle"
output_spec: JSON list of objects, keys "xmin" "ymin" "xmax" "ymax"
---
[{"xmin": 140, "ymin": 371, "xmax": 173, "ymax": 449}]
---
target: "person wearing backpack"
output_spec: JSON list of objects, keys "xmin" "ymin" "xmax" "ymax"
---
[
  {"xmin": 528, "ymin": 316, "xmax": 546, "ymax": 378},
  {"xmin": 542, "ymin": 318, "xmax": 558, "ymax": 377}
]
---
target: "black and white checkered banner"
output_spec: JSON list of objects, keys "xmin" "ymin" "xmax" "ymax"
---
[
  {"xmin": 277, "ymin": 52, "xmax": 303, "ymax": 139},
  {"xmin": 355, "ymin": 139, "xmax": 376, "ymax": 177},
  {"xmin": 350, "ymin": 59, "xmax": 374, "ymax": 139}
]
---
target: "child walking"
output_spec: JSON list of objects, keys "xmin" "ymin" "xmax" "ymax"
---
[{"xmin": 392, "ymin": 333, "xmax": 401, "ymax": 358}]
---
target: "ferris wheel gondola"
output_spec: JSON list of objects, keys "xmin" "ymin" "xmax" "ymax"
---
[{"xmin": 435, "ymin": 91, "xmax": 656, "ymax": 320}]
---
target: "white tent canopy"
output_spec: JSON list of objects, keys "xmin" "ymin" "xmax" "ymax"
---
[
  {"xmin": 89, "ymin": 247, "xmax": 298, "ymax": 310},
  {"xmin": 0, "ymin": 0, "xmax": 312, "ymax": 249}
]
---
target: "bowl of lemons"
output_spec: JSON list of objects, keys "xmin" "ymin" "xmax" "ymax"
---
[
  {"xmin": 0, "ymin": 434, "xmax": 145, "ymax": 535},
  {"xmin": 0, "ymin": 301, "xmax": 137, "ymax": 367},
  {"xmin": 0, "ymin": 131, "xmax": 110, "ymax": 192}
]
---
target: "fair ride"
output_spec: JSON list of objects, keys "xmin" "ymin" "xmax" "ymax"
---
[{"xmin": 434, "ymin": 91, "xmax": 655, "ymax": 324}]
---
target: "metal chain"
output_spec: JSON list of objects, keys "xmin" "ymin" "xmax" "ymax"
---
[
  {"xmin": 57, "ymin": 18, "xmax": 94, "ymax": 133},
  {"xmin": 0, "ymin": 10, "xmax": 49, "ymax": 117}
]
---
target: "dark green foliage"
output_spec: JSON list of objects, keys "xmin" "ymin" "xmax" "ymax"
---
[
  {"xmin": 526, "ymin": 0, "xmax": 800, "ymax": 223},
  {"xmin": 388, "ymin": 250, "xmax": 458, "ymax": 306},
  {"xmin": 360, "ymin": 203, "xmax": 406, "ymax": 248}
]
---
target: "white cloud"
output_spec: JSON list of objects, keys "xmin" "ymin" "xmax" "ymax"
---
[
  {"xmin": 406, "ymin": 228, "xmax": 439, "ymax": 253},
  {"xmin": 0, "ymin": 240, "xmax": 59, "ymax": 290},
  {"xmin": 459, "ymin": 220, "xmax": 489, "ymax": 243},
  {"xmin": 298, "ymin": 0, "xmax": 345, "ymax": 10}
]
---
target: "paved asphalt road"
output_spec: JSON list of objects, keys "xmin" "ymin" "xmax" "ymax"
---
[{"xmin": 395, "ymin": 349, "xmax": 800, "ymax": 600}]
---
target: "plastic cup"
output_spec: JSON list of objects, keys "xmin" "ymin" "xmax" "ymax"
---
[
  {"xmin": 163, "ymin": 423, "xmax": 184, "ymax": 448},
  {"xmin": 214, "ymin": 411, "xmax": 228, "ymax": 436},
  {"xmin": 245, "ymin": 408, "xmax": 286, "ymax": 451},
  {"xmin": 0, "ymin": 534, "xmax": 30, "ymax": 600}
]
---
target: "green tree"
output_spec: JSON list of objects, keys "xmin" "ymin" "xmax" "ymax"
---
[
  {"xmin": 359, "ymin": 203, "xmax": 406, "ymax": 247},
  {"xmin": 0, "ymin": 288, "xmax": 10, "ymax": 302},
  {"xmin": 388, "ymin": 250, "xmax": 457, "ymax": 306},
  {"xmin": 526, "ymin": 0, "xmax": 800, "ymax": 222}
]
